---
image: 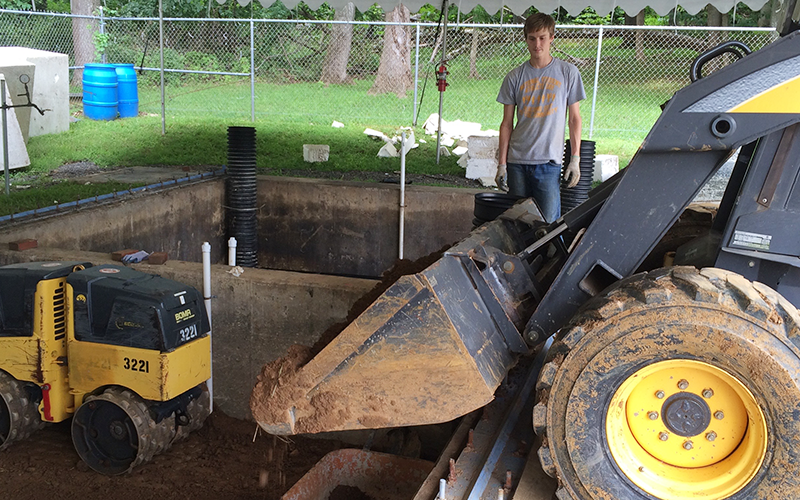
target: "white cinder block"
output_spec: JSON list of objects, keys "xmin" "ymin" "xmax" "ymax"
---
[
  {"xmin": 468, "ymin": 135, "xmax": 499, "ymax": 160},
  {"xmin": 466, "ymin": 158, "xmax": 498, "ymax": 181},
  {"xmin": 303, "ymin": 144, "xmax": 330, "ymax": 162},
  {"xmin": 0, "ymin": 60, "xmax": 35, "ymax": 143},
  {"xmin": 1, "ymin": 47, "xmax": 69, "ymax": 139},
  {"xmin": 0, "ymin": 77, "xmax": 30, "ymax": 170},
  {"xmin": 594, "ymin": 154, "xmax": 619, "ymax": 183}
]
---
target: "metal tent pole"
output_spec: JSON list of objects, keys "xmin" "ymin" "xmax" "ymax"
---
[{"xmin": 435, "ymin": 0, "xmax": 448, "ymax": 164}]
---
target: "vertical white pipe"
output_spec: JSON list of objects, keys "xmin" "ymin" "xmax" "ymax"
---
[
  {"xmin": 201, "ymin": 241, "xmax": 213, "ymax": 412},
  {"xmin": 228, "ymin": 237, "xmax": 237, "ymax": 266},
  {"xmin": 589, "ymin": 26, "xmax": 603, "ymax": 140},
  {"xmin": 399, "ymin": 132, "xmax": 406, "ymax": 260},
  {"xmin": 437, "ymin": 478, "xmax": 446, "ymax": 499}
]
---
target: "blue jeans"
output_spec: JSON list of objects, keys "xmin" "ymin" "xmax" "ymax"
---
[{"xmin": 507, "ymin": 162, "xmax": 561, "ymax": 223}]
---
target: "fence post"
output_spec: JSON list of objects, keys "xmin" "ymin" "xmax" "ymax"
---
[
  {"xmin": 589, "ymin": 26, "xmax": 603, "ymax": 140},
  {"xmin": 413, "ymin": 23, "xmax": 420, "ymax": 126},
  {"xmin": 250, "ymin": 19, "xmax": 255, "ymax": 122},
  {"xmin": 99, "ymin": 6, "xmax": 106, "ymax": 64},
  {"xmin": 159, "ymin": 0, "xmax": 165, "ymax": 135}
]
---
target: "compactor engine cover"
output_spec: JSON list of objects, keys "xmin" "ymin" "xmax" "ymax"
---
[{"xmin": 67, "ymin": 265, "xmax": 209, "ymax": 352}]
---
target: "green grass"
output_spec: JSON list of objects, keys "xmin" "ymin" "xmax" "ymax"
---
[
  {"xmin": 0, "ymin": 181, "xmax": 140, "ymax": 217},
  {"xmin": 10, "ymin": 71, "xmax": 660, "ymax": 217}
]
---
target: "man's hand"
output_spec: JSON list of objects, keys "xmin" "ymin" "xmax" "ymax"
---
[
  {"xmin": 495, "ymin": 164, "xmax": 508, "ymax": 192},
  {"xmin": 564, "ymin": 155, "xmax": 581, "ymax": 188}
]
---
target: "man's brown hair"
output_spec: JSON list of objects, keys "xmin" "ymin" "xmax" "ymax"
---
[{"xmin": 523, "ymin": 13, "xmax": 555, "ymax": 37}]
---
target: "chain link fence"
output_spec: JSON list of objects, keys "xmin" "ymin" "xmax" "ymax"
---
[{"xmin": 0, "ymin": 9, "xmax": 779, "ymax": 137}]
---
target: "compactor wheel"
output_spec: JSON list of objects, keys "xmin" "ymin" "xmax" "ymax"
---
[
  {"xmin": 0, "ymin": 371, "xmax": 44, "ymax": 450},
  {"xmin": 534, "ymin": 267, "xmax": 800, "ymax": 500},
  {"xmin": 71, "ymin": 387, "xmax": 174, "ymax": 475}
]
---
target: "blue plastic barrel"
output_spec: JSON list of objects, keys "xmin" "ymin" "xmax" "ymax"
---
[
  {"xmin": 82, "ymin": 63, "xmax": 118, "ymax": 120},
  {"xmin": 114, "ymin": 63, "xmax": 139, "ymax": 118}
]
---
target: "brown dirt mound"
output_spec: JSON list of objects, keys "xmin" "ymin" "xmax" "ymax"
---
[{"xmin": 0, "ymin": 409, "xmax": 346, "ymax": 500}]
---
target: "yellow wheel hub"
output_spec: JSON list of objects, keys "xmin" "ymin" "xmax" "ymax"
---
[{"xmin": 606, "ymin": 360, "xmax": 767, "ymax": 499}]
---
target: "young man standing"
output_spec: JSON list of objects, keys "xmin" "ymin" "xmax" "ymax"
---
[{"xmin": 496, "ymin": 13, "xmax": 586, "ymax": 223}]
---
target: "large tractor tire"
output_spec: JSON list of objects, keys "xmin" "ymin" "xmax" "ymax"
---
[
  {"xmin": 534, "ymin": 267, "xmax": 800, "ymax": 500},
  {"xmin": 0, "ymin": 371, "xmax": 44, "ymax": 450}
]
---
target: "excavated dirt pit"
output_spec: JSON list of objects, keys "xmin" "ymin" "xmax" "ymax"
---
[{"xmin": 0, "ymin": 249, "xmax": 451, "ymax": 500}]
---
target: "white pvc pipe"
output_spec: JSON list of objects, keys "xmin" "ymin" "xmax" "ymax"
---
[
  {"xmin": 399, "ymin": 131, "xmax": 406, "ymax": 260},
  {"xmin": 228, "ymin": 237, "xmax": 237, "ymax": 266},
  {"xmin": 201, "ymin": 241, "xmax": 213, "ymax": 412}
]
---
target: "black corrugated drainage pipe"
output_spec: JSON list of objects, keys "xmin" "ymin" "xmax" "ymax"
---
[
  {"xmin": 560, "ymin": 140, "xmax": 596, "ymax": 215},
  {"xmin": 226, "ymin": 126, "xmax": 258, "ymax": 268}
]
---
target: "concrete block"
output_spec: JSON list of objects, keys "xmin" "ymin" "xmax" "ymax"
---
[
  {"xmin": 148, "ymin": 251, "xmax": 168, "ymax": 265},
  {"xmin": 594, "ymin": 154, "xmax": 619, "ymax": 183},
  {"xmin": 0, "ymin": 76, "xmax": 30, "ymax": 170},
  {"xmin": 466, "ymin": 158, "xmax": 498, "ymax": 182},
  {"xmin": 467, "ymin": 136, "xmax": 499, "ymax": 160},
  {"xmin": 377, "ymin": 143, "xmax": 398, "ymax": 158},
  {"xmin": 1, "ymin": 48, "xmax": 70, "ymax": 138},
  {"xmin": 0, "ymin": 62, "xmax": 35, "ymax": 143},
  {"xmin": 303, "ymin": 144, "xmax": 330, "ymax": 162},
  {"xmin": 8, "ymin": 239, "xmax": 37, "ymax": 251}
]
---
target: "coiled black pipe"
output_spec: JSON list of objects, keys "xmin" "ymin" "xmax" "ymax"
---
[
  {"xmin": 473, "ymin": 192, "xmax": 522, "ymax": 227},
  {"xmin": 560, "ymin": 140, "xmax": 596, "ymax": 215},
  {"xmin": 227, "ymin": 126, "xmax": 258, "ymax": 268}
]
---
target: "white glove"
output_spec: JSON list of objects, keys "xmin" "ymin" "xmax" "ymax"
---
[
  {"xmin": 564, "ymin": 155, "xmax": 581, "ymax": 188},
  {"xmin": 122, "ymin": 250, "xmax": 150, "ymax": 264},
  {"xmin": 495, "ymin": 164, "xmax": 508, "ymax": 192}
]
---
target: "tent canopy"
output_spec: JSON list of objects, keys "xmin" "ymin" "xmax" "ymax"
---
[{"xmin": 218, "ymin": 0, "xmax": 770, "ymax": 19}]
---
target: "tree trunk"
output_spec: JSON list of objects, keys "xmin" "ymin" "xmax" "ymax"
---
[
  {"xmin": 321, "ymin": 2, "xmax": 355, "ymax": 85},
  {"xmin": 469, "ymin": 28, "xmax": 480, "ymax": 79},
  {"xmin": 70, "ymin": 0, "xmax": 100, "ymax": 87},
  {"xmin": 635, "ymin": 10, "xmax": 645, "ymax": 61},
  {"xmin": 369, "ymin": 4, "xmax": 412, "ymax": 97}
]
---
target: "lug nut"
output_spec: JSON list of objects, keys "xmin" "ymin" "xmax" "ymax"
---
[
  {"xmin": 683, "ymin": 441, "xmax": 693, "ymax": 450},
  {"xmin": 648, "ymin": 411, "xmax": 659, "ymax": 420},
  {"xmin": 702, "ymin": 389, "xmax": 714, "ymax": 398},
  {"xmin": 678, "ymin": 379, "xmax": 689, "ymax": 390},
  {"xmin": 659, "ymin": 432, "xmax": 669, "ymax": 441},
  {"xmin": 714, "ymin": 411, "xmax": 725, "ymax": 420},
  {"xmin": 655, "ymin": 390, "xmax": 665, "ymax": 399},
  {"xmin": 706, "ymin": 431, "xmax": 717, "ymax": 442}
]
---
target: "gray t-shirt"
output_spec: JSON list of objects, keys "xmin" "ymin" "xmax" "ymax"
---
[{"xmin": 497, "ymin": 58, "xmax": 586, "ymax": 165}]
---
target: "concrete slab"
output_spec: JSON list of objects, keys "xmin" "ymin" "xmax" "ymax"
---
[
  {"xmin": 0, "ymin": 76, "xmax": 30, "ymax": 170},
  {"xmin": 1, "ymin": 47, "xmax": 70, "ymax": 138},
  {"xmin": 74, "ymin": 165, "xmax": 215, "ymax": 184}
]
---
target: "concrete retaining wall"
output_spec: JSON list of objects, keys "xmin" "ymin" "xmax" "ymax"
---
[
  {"xmin": 0, "ymin": 176, "xmax": 482, "ymax": 278},
  {"xmin": 0, "ymin": 179, "xmax": 227, "ymax": 264},
  {"xmin": 257, "ymin": 177, "xmax": 482, "ymax": 277},
  {"xmin": 0, "ymin": 247, "xmax": 377, "ymax": 420}
]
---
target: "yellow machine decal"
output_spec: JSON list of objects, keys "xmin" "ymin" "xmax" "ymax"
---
[{"xmin": 728, "ymin": 74, "xmax": 800, "ymax": 113}]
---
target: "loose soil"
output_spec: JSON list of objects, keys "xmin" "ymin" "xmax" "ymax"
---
[{"xmin": 0, "ymin": 409, "xmax": 347, "ymax": 500}]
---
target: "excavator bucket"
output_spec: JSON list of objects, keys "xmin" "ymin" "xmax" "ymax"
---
[{"xmin": 251, "ymin": 201, "xmax": 547, "ymax": 435}]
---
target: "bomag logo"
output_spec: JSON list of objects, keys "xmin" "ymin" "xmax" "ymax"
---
[
  {"xmin": 76, "ymin": 294, "xmax": 87, "ymax": 303},
  {"xmin": 175, "ymin": 308, "xmax": 195, "ymax": 323}
]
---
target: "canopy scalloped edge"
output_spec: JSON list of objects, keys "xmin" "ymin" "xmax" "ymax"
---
[{"xmin": 218, "ymin": 0, "xmax": 770, "ymax": 17}]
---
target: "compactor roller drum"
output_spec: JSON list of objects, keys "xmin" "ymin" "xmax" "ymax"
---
[
  {"xmin": 0, "ymin": 371, "xmax": 44, "ymax": 450},
  {"xmin": 534, "ymin": 267, "xmax": 800, "ymax": 500},
  {"xmin": 72, "ymin": 386, "xmax": 211, "ymax": 475}
]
